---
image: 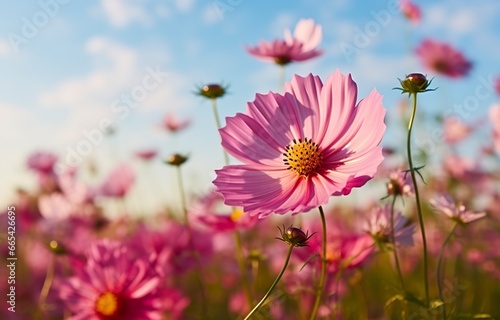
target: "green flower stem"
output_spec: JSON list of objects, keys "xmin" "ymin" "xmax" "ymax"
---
[
  {"xmin": 211, "ymin": 97, "xmax": 230, "ymax": 165},
  {"xmin": 279, "ymin": 65, "xmax": 286, "ymax": 93},
  {"xmin": 436, "ymin": 223, "xmax": 458, "ymax": 320},
  {"xmin": 390, "ymin": 195, "xmax": 406, "ymax": 292},
  {"xmin": 407, "ymin": 92, "xmax": 429, "ymax": 306},
  {"xmin": 309, "ymin": 206, "xmax": 328, "ymax": 320},
  {"xmin": 235, "ymin": 230, "xmax": 253, "ymax": 309},
  {"xmin": 175, "ymin": 166, "xmax": 208, "ymax": 315},
  {"xmin": 36, "ymin": 255, "xmax": 55, "ymax": 320},
  {"xmin": 244, "ymin": 244, "xmax": 294, "ymax": 320},
  {"xmin": 211, "ymin": 97, "xmax": 253, "ymax": 309}
]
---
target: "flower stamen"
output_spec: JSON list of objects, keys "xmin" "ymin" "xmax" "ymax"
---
[
  {"xmin": 95, "ymin": 292, "xmax": 119, "ymax": 317},
  {"xmin": 283, "ymin": 137, "xmax": 323, "ymax": 176}
]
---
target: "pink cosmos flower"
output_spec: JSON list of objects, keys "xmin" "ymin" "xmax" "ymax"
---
[
  {"xmin": 135, "ymin": 149, "xmax": 158, "ymax": 161},
  {"xmin": 159, "ymin": 113, "xmax": 191, "ymax": 133},
  {"xmin": 364, "ymin": 205, "xmax": 415, "ymax": 247},
  {"xmin": 27, "ymin": 151, "xmax": 59, "ymax": 190},
  {"xmin": 27, "ymin": 151, "xmax": 58, "ymax": 174},
  {"xmin": 302, "ymin": 218, "xmax": 374, "ymax": 274},
  {"xmin": 246, "ymin": 19, "xmax": 323, "ymax": 65},
  {"xmin": 386, "ymin": 169, "xmax": 414, "ymax": 197},
  {"xmin": 415, "ymin": 39, "xmax": 472, "ymax": 78},
  {"xmin": 430, "ymin": 194, "xmax": 486, "ymax": 224},
  {"xmin": 98, "ymin": 163, "xmax": 135, "ymax": 198},
  {"xmin": 213, "ymin": 70, "xmax": 386, "ymax": 218},
  {"xmin": 490, "ymin": 104, "xmax": 500, "ymax": 153},
  {"xmin": 443, "ymin": 117, "xmax": 473, "ymax": 144},
  {"xmin": 58, "ymin": 239, "xmax": 167, "ymax": 320},
  {"xmin": 400, "ymin": 0, "xmax": 421, "ymax": 24},
  {"xmin": 190, "ymin": 190, "xmax": 259, "ymax": 232}
]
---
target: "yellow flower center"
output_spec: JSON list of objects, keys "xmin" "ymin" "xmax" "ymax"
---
[
  {"xmin": 230, "ymin": 208, "xmax": 244, "ymax": 222},
  {"xmin": 325, "ymin": 249, "xmax": 340, "ymax": 263},
  {"xmin": 95, "ymin": 292, "xmax": 119, "ymax": 317},
  {"xmin": 283, "ymin": 138, "xmax": 323, "ymax": 176}
]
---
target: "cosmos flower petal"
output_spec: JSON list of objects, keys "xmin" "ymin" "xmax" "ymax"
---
[
  {"xmin": 214, "ymin": 70, "xmax": 386, "ymax": 216},
  {"xmin": 284, "ymin": 74, "xmax": 324, "ymax": 140},
  {"xmin": 292, "ymin": 19, "xmax": 322, "ymax": 51},
  {"xmin": 317, "ymin": 70, "xmax": 358, "ymax": 147},
  {"xmin": 220, "ymin": 112, "xmax": 285, "ymax": 165}
]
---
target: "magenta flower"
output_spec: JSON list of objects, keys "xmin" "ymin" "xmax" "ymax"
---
[
  {"xmin": 490, "ymin": 104, "xmax": 500, "ymax": 153},
  {"xmin": 443, "ymin": 117, "xmax": 473, "ymax": 144},
  {"xmin": 495, "ymin": 77, "xmax": 500, "ymax": 96},
  {"xmin": 98, "ymin": 163, "xmax": 135, "ymax": 198},
  {"xmin": 246, "ymin": 19, "xmax": 323, "ymax": 65},
  {"xmin": 27, "ymin": 151, "xmax": 59, "ymax": 190},
  {"xmin": 159, "ymin": 113, "xmax": 191, "ymax": 133},
  {"xmin": 364, "ymin": 205, "xmax": 415, "ymax": 247},
  {"xmin": 386, "ymin": 169, "xmax": 414, "ymax": 197},
  {"xmin": 302, "ymin": 218, "xmax": 374, "ymax": 274},
  {"xmin": 400, "ymin": 0, "xmax": 421, "ymax": 24},
  {"xmin": 135, "ymin": 149, "xmax": 158, "ymax": 161},
  {"xmin": 430, "ymin": 194, "xmax": 486, "ymax": 225},
  {"xmin": 58, "ymin": 239, "xmax": 167, "ymax": 320},
  {"xmin": 27, "ymin": 151, "xmax": 58, "ymax": 174},
  {"xmin": 415, "ymin": 39, "xmax": 472, "ymax": 78},
  {"xmin": 190, "ymin": 190, "xmax": 259, "ymax": 232},
  {"xmin": 213, "ymin": 70, "xmax": 386, "ymax": 217}
]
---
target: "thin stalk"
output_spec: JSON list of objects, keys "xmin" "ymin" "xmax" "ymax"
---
[
  {"xmin": 279, "ymin": 65, "xmax": 286, "ymax": 93},
  {"xmin": 211, "ymin": 96, "xmax": 253, "ymax": 308},
  {"xmin": 436, "ymin": 223, "xmax": 458, "ymax": 320},
  {"xmin": 390, "ymin": 195, "xmax": 406, "ymax": 292},
  {"xmin": 407, "ymin": 93, "xmax": 429, "ymax": 306},
  {"xmin": 211, "ymin": 97, "xmax": 230, "ymax": 165},
  {"xmin": 235, "ymin": 231, "xmax": 253, "ymax": 309},
  {"xmin": 175, "ymin": 166, "xmax": 208, "ymax": 315},
  {"xmin": 244, "ymin": 244, "xmax": 294, "ymax": 320},
  {"xmin": 309, "ymin": 206, "xmax": 327, "ymax": 320},
  {"xmin": 37, "ymin": 256, "xmax": 55, "ymax": 319}
]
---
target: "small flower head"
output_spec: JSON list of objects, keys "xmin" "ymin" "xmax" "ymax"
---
[
  {"xmin": 246, "ymin": 19, "xmax": 323, "ymax": 66},
  {"xmin": 277, "ymin": 225, "xmax": 314, "ymax": 247},
  {"xmin": 415, "ymin": 39, "xmax": 473, "ymax": 78},
  {"xmin": 386, "ymin": 170, "xmax": 414, "ymax": 197},
  {"xmin": 195, "ymin": 83, "xmax": 228, "ymax": 99},
  {"xmin": 495, "ymin": 77, "xmax": 500, "ymax": 96},
  {"xmin": 430, "ymin": 194, "xmax": 487, "ymax": 225},
  {"xmin": 400, "ymin": 0, "xmax": 421, "ymax": 24},
  {"xmin": 135, "ymin": 149, "xmax": 158, "ymax": 161},
  {"xmin": 160, "ymin": 113, "xmax": 191, "ymax": 133},
  {"xmin": 165, "ymin": 153, "xmax": 189, "ymax": 166},
  {"xmin": 48, "ymin": 240, "xmax": 69, "ymax": 255},
  {"xmin": 395, "ymin": 73, "xmax": 436, "ymax": 96},
  {"xmin": 364, "ymin": 205, "xmax": 415, "ymax": 248}
]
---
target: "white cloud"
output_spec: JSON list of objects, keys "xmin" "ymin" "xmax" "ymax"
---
[
  {"xmin": 202, "ymin": 4, "xmax": 221, "ymax": 25},
  {"xmin": 0, "ymin": 39, "xmax": 13, "ymax": 56},
  {"xmin": 100, "ymin": 0, "xmax": 151, "ymax": 27},
  {"xmin": 424, "ymin": 1, "xmax": 500, "ymax": 38},
  {"xmin": 40, "ymin": 37, "xmax": 138, "ymax": 109},
  {"xmin": 174, "ymin": 0, "xmax": 195, "ymax": 13}
]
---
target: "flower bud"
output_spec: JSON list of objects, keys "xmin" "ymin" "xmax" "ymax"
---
[
  {"xmin": 196, "ymin": 83, "xmax": 228, "ymax": 99},
  {"xmin": 395, "ymin": 73, "xmax": 436, "ymax": 96},
  {"xmin": 277, "ymin": 225, "xmax": 314, "ymax": 247},
  {"xmin": 48, "ymin": 240, "xmax": 68, "ymax": 255},
  {"xmin": 165, "ymin": 154, "xmax": 189, "ymax": 166}
]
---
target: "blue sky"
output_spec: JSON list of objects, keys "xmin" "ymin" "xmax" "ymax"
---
[{"xmin": 1, "ymin": 0, "xmax": 500, "ymax": 210}]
